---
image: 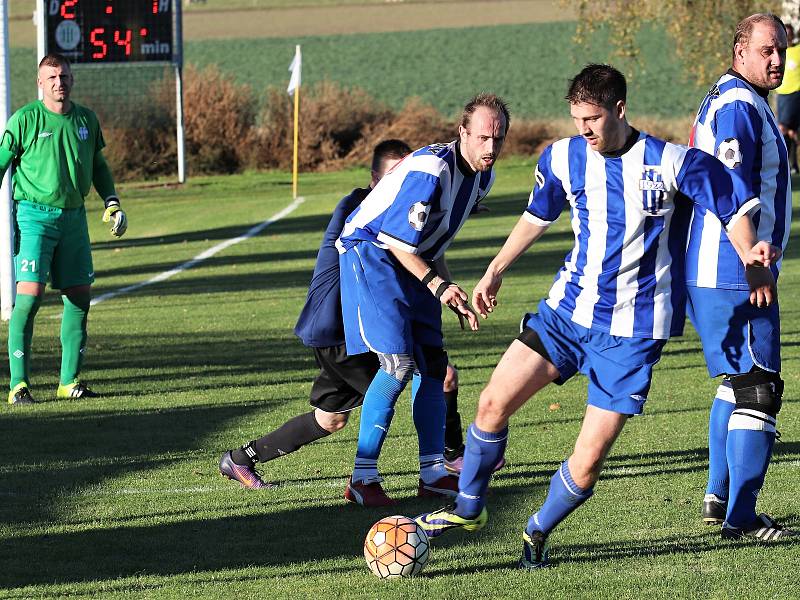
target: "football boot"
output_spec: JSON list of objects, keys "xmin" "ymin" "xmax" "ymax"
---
[
  {"xmin": 344, "ymin": 477, "xmax": 396, "ymax": 507},
  {"xmin": 57, "ymin": 381, "xmax": 100, "ymax": 399},
  {"xmin": 8, "ymin": 383, "xmax": 36, "ymax": 405},
  {"xmin": 518, "ymin": 529, "xmax": 550, "ymax": 570},
  {"xmin": 415, "ymin": 504, "xmax": 488, "ymax": 538},
  {"xmin": 702, "ymin": 493, "xmax": 727, "ymax": 525},
  {"xmin": 418, "ymin": 474, "xmax": 459, "ymax": 498},
  {"xmin": 721, "ymin": 514, "xmax": 796, "ymax": 541},
  {"xmin": 219, "ymin": 450, "xmax": 272, "ymax": 489}
]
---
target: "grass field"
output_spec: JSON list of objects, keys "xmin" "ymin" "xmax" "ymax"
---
[{"xmin": 1, "ymin": 158, "xmax": 798, "ymax": 598}]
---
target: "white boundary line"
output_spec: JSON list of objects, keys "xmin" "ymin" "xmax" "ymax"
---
[{"xmin": 91, "ymin": 197, "xmax": 305, "ymax": 306}]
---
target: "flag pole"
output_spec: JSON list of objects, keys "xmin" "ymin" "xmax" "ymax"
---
[
  {"xmin": 288, "ymin": 45, "xmax": 301, "ymax": 200},
  {"xmin": 292, "ymin": 77, "xmax": 299, "ymax": 199}
]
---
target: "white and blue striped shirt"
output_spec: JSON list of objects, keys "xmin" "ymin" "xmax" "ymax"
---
[
  {"xmin": 526, "ymin": 131, "xmax": 758, "ymax": 339},
  {"xmin": 688, "ymin": 70, "xmax": 791, "ymax": 289},
  {"xmin": 337, "ymin": 141, "xmax": 494, "ymax": 261}
]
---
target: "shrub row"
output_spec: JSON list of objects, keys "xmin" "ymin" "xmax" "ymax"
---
[{"xmin": 104, "ymin": 65, "xmax": 692, "ymax": 181}]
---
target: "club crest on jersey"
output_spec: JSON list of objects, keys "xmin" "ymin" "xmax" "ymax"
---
[
  {"xmin": 716, "ymin": 137, "xmax": 742, "ymax": 169},
  {"xmin": 534, "ymin": 164, "xmax": 545, "ymax": 189},
  {"xmin": 77, "ymin": 126, "xmax": 89, "ymax": 141},
  {"xmin": 408, "ymin": 201, "xmax": 430, "ymax": 231},
  {"xmin": 639, "ymin": 166, "xmax": 666, "ymax": 214}
]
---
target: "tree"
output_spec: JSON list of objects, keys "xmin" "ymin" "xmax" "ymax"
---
[{"xmin": 568, "ymin": 0, "xmax": 781, "ymax": 86}]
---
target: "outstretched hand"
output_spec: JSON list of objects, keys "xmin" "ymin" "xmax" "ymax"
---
[
  {"xmin": 439, "ymin": 284, "xmax": 479, "ymax": 331},
  {"xmin": 472, "ymin": 270, "xmax": 503, "ymax": 318}
]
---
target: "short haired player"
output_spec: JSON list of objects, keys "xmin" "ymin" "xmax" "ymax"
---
[
  {"xmin": 0, "ymin": 53, "xmax": 127, "ymax": 404},
  {"xmin": 415, "ymin": 64, "xmax": 780, "ymax": 568}
]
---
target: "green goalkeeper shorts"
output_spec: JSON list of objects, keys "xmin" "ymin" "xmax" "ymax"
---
[{"xmin": 14, "ymin": 201, "xmax": 95, "ymax": 289}]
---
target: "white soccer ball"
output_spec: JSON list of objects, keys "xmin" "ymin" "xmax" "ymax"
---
[
  {"xmin": 364, "ymin": 515, "xmax": 430, "ymax": 579},
  {"xmin": 716, "ymin": 137, "xmax": 742, "ymax": 169},
  {"xmin": 408, "ymin": 202, "xmax": 430, "ymax": 232}
]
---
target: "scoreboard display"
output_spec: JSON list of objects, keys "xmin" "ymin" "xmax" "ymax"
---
[{"xmin": 44, "ymin": 0, "xmax": 178, "ymax": 64}]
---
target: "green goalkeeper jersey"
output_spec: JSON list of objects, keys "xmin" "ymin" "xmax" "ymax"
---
[{"xmin": 0, "ymin": 100, "xmax": 115, "ymax": 209}]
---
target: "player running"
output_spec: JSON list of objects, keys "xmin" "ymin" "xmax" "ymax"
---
[{"xmin": 415, "ymin": 64, "xmax": 780, "ymax": 568}]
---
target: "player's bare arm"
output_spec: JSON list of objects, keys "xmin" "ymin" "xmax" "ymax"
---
[
  {"xmin": 473, "ymin": 217, "xmax": 548, "ymax": 318},
  {"xmin": 433, "ymin": 255, "xmax": 467, "ymax": 330},
  {"xmin": 387, "ymin": 245, "xmax": 479, "ymax": 331}
]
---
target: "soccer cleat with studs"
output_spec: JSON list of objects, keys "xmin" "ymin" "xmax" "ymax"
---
[
  {"xmin": 344, "ymin": 477, "xmax": 396, "ymax": 507},
  {"xmin": 518, "ymin": 530, "xmax": 550, "ymax": 569},
  {"xmin": 721, "ymin": 514, "xmax": 796, "ymax": 541},
  {"xmin": 8, "ymin": 383, "xmax": 36, "ymax": 405},
  {"xmin": 219, "ymin": 450, "xmax": 273, "ymax": 489},
  {"xmin": 414, "ymin": 504, "xmax": 488, "ymax": 538},
  {"xmin": 57, "ymin": 381, "xmax": 99, "ymax": 399},
  {"xmin": 418, "ymin": 474, "xmax": 459, "ymax": 498},
  {"xmin": 702, "ymin": 493, "xmax": 727, "ymax": 525}
]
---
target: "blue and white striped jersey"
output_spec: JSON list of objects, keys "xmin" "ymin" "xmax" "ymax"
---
[
  {"xmin": 336, "ymin": 141, "xmax": 494, "ymax": 261},
  {"xmin": 688, "ymin": 70, "xmax": 791, "ymax": 289},
  {"xmin": 526, "ymin": 131, "xmax": 758, "ymax": 340}
]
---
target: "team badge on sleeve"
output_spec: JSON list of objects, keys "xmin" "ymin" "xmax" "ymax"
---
[
  {"xmin": 716, "ymin": 138, "xmax": 742, "ymax": 169},
  {"xmin": 408, "ymin": 202, "xmax": 431, "ymax": 231},
  {"xmin": 534, "ymin": 164, "xmax": 545, "ymax": 189}
]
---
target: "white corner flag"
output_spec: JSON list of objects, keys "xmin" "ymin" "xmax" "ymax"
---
[{"xmin": 287, "ymin": 45, "xmax": 301, "ymax": 96}]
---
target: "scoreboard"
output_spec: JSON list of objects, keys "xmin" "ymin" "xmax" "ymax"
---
[{"xmin": 44, "ymin": 0, "xmax": 179, "ymax": 64}]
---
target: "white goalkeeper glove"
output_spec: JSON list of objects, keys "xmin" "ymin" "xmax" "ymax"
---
[{"xmin": 102, "ymin": 198, "xmax": 128, "ymax": 237}]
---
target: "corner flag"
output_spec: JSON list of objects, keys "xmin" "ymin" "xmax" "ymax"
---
[{"xmin": 288, "ymin": 45, "xmax": 301, "ymax": 199}]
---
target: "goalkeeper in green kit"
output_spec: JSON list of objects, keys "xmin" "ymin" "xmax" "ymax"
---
[{"xmin": 0, "ymin": 53, "xmax": 127, "ymax": 404}]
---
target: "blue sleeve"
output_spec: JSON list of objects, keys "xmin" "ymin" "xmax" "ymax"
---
[
  {"xmin": 322, "ymin": 188, "xmax": 369, "ymax": 251},
  {"xmin": 378, "ymin": 169, "xmax": 441, "ymax": 250},
  {"xmin": 711, "ymin": 103, "xmax": 762, "ymax": 199},
  {"xmin": 676, "ymin": 148, "xmax": 752, "ymax": 226},
  {"xmin": 526, "ymin": 145, "xmax": 567, "ymax": 223}
]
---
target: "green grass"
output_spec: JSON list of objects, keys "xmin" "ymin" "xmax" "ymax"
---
[
  {"xmin": 0, "ymin": 158, "xmax": 799, "ymax": 598},
  {"xmin": 7, "ymin": 22, "xmax": 705, "ymax": 119}
]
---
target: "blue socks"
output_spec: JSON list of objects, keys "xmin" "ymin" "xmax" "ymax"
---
[
  {"xmin": 353, "ymin": 369, "xmax": 406, "ymax": 483},
  {"xmin": 527, "ymin": 460, "xmax": 594, "ymax": 536},
  {"xmin": 411, "ymin": 373, "xmax": 446, "ymax": 456},
  {"xmin": 706, "ymin": 388, "xmax": 736, "ymax": 499},
  {"xmin": 455, "ymin": 423, "xmax": 508, "ymax": 518},
  {"xmin": 726, "ymin": 413, "xmax": 776, "ymax": 528}
]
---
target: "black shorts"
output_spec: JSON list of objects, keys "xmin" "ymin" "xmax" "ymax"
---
[
  {"xmin": 309, "ymin": 345, "xmax": 379, "ymax": 413},
  {"xmin": 777, "ymin": 91, "xmax": 800, "ymax": 130}
]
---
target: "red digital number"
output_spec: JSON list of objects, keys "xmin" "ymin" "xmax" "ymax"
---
[
  {"xmin": 114, "ymin": 30, "xmax": 132, "ymax": 56},
  {"xmin": 105, "ymin": 1, "xmax": 113, "ymax": 15},
  {"xmin": 61, "ymin": 0, "xmax": 78, "ymax": 19},
  {"xmin": 153, "ymin": 1, "xmax": 159, "ymax": 14},
  {"xmin": 90, "ymin": 27, "xmax": 107, "ymax": 59}
]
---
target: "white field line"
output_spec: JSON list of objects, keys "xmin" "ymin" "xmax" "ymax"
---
[{"xmin": 90, "ymin": 196, "xmax": 305, "ymax": 307}]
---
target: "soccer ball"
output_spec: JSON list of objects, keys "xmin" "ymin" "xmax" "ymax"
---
[
  {"xmin": 364, "ymin": 515, "xmax": 430, "ymax": 579},
  {"xmin": 716, "ymin": 137, "xmax": 742, "ymax": 169},
  {"xmin": 407, "ymin": 202, "xmax": 430, "ymax": 231}
]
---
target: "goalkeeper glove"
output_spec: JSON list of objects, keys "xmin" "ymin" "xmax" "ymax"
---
[{"xmin": 102, "ymin": 197, "xmax": 128, "ymax": 237}]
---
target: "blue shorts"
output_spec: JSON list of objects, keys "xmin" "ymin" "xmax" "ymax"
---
[
  {"xmin": 339, "ymin": 242, "xmax": 442, "ymax": 355},
  {"xmin": 522, "ymin": 300, "xmax": 667, "ymax": 415},
  {"xmin": 686, "ymin": 286, "xmax": 780, "ymax": 376}
]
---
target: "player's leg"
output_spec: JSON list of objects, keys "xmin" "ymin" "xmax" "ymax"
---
[
  {"xmin": 703, "ymin": 380, "xmax": 735, "ymax": 524},
  {"xmin": 520, "ymin": 327, "xmax": 664, "ymax": 569},
  {"xmin": 443, "ymin": 363, "xmax": 464, "ymax": 469},
  {"xmin": 7, "ymin": 202, "xmax": 58, "ymax": 404},
  {"xmin": 416, "ymin": 336, "xmax": 560, "ymax": 538},
  {"xmin": 411, "ymin": 345, "xmax": 459, "ymax": 497},
  {"xmin": 220, "ymin": 346, "xmax": 376, "ymax": 489},
  {"xmin": 52, "ymin": 206, "xmax": 97, "ymax": 399}
]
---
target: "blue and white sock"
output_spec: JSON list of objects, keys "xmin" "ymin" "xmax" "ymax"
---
[
  {"xmin": 454, "ymin": 423, "xmax": 508, "ymax": 519},
  {"xmin": 706, "ymin": 383, "xmax": 735, "ymax": 500},
  {"xmin": 527, "ymin": 460, "xmax": 593, "ymax": 536},
  {"xmin": 352, "ymin": 369, "xmax": 406, "ymax": 483},
  {"xmin": 725, "ymin": 408, "xmax": 776, "ymax": 528},
  {"xmin": 411, "ymin": 373, "xmax": 448, "ymax": 483}
]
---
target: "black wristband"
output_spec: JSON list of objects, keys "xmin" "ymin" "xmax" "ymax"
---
[
  {"xmin": 435, "ymin": 280, "xmax": 454, "ymax": 299},
  {"xmin": 104, "ymin": 196, "xmax": 121, "ymax": 209},
  {"xmin": 421, "ymin": 269, "xmax": 439, "ymax": 286}
]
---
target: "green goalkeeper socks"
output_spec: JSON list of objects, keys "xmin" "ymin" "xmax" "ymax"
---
[
  {"xmin": 60, "ymin": 293, "xmax": 90, "ymax": 385},
  {"xmin": 8, "ymin": 293, "xmax": 42, "ymax": 389}
]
